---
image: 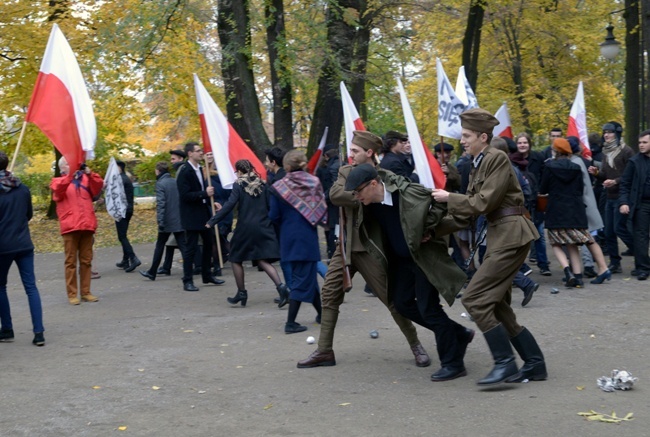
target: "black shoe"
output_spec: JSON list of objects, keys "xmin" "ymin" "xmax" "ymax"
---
[
  {"xmin": 631, "ymin": 269, "xmax": 640, "ymax": 276},
  {"xmin": 183, "ymin": 282, "xmax": 199, "ymax": 292},
  {"xmin": 0, "ymin": 329, "xmax": 14, "ymax": 342},
  {"xmin": 539, "ymin": 267, "xmax": 552, "ymax": 277},
  {"xmin": 273, "ymin": 297, "xmax": 281, "ymax": 304},
  {"xmin": 193, "ymin": 267, "xmax": 202, "ymax": 275},
  {"xmin": 522, "ymin": 282, "xmax": 539, "ymax": 307},
  {"xmin": 431, "ymin": 366, "xmax": 467, "ymax": 382},
  {"xmin": 32, "ymin": 332, "xmax": 45, "ymax": 346},
  {"xmin": 277, "ymin": 283, "xmax": 290, "ymax": 308},
  {"xmin": 315, "ymin": 314, "xmax": 321, "ymax": 324},
  {"xmin": 212, "ymin": 267, "xmax": 222, "ymax": 277},
  {"xmin": 285, "ymin": 322, "xmax": 307, "ymax": 334},
  {"xmin": 157, "ymin": 268, "xmax": 171, "ymax": 276},
  {"xmin": 638, "ymin": 272, "xmax": 649, "ymax": 281},
  {"xmin": 116, "ymin": 259, "xmax": 128, "ymax": 269},
  {"xmin": 139, "ymin": 270, "xmax": 155, "ymax": 281},
  {"xmin": 583, "ymin": 266, "xmax": 598, "ymax": 278},
  {"xmin": 227, "ymin": 290, "xmax": 248, "ymax": 306},
  {"xmin": 125, "ymin": 256, "xmax": 141, "ymax": 273},
  {"xmin": 621, "ymin": 249, "xmax": 634, "ymax": 256},
  {"xmin": 608, "ymin": 263, "xmax": 622, "ymax": 274},
  {"xmin": 590, "ymin": 269, "xmax": 611, "ymax": 285},
  {"xmin": 203, "ymin": 276, "xmax": 225, "ymax": 285}
]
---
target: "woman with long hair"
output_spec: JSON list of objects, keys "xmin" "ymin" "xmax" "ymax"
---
[
  {"xmin": 269, "ymin": 150, "xmax": 326, "ymax": 334},
  {"xmin": 206, "ymin": 160, "xmax": 289, "ymax": 307}
]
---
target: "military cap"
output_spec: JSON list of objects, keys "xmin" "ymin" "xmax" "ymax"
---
[
  {"xmin": 352, "ymin": 130, "xmax": 383, "ymax": 153},
  {"xmin": 345, "ymin": 163, "xmax": 378, "ymax": 191},
  {"xmin": 459, "ymin": 108, "xmax": 500, "ymax": 133}
]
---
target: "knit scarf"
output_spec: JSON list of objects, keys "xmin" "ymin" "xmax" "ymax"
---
[
  {"xmin": 602, "ymin": 139, "xmax": 625, "ymax": 169},
  {"xmin": 0, "ymin": 170, "xmax": 20, "ymax": 193},
  {"xmin": 237, "ymin": 172, "xmax": 264, "ymax": 197},
  {"xmin": 272, "ymin": 171, "xmax": 327, "ymax": 226}
]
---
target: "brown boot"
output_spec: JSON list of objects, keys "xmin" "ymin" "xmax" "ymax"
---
[
  {"xmin": 297, "ymin": 350, "xmax": 336, "ymax": 368},
  {"xmin": 410, "ymin": 343, "xmax": 432, "ymax": 367}
]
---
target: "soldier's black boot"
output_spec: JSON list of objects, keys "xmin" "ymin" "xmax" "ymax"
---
[
  {"xmin": 477, "ymin": 324, "xmax": 518, "ymax": 386},
  {"xmin": 506, "ymin": 327, "xmax": 547, "ymax": 383}
]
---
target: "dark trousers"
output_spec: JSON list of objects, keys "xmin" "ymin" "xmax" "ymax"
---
[
  {"xmin": 605, "ymin": 198, "xmax": 634, "ymax": 264},
  {"xmin": 391, "ymin": 257, "xmax": 464, "ymax": 369},
  {"xmin": 182, "ymin": 229, "xmax": 214, "ymax": 283},
  {"xmin": 115, "ymin": 212, "xmax": 135, "ymax": 259},
  {"xmin": 149, "ymin": 231, "xmax": 186, "ymax": 276},
  {"xmin": 633, "ymin": 201, "xmax": 650, "ymax": 273}
]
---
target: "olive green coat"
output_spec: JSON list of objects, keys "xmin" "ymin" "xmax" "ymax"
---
[{"xmin": 354, "ymin": 172, "xmax": 467, "ymax": 306}]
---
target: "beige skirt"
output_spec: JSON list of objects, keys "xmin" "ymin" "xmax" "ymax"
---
[{"xmin": 547, "ymin": 228, "xmax": 594, "ymax": 246}]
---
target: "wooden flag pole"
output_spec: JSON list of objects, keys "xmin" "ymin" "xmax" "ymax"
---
[
  {"xmin": 203, "ymin": 161, "xmax": 224, "ymax": 269},
  {"xmin": 8, "ymin": 121, "xmax": 29, "ymax": 173},
  {"xmin": 439, "ymin": 136, "xmax": 446, "ymax": 165}
]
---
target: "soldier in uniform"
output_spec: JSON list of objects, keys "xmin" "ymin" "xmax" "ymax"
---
[
  {"xmin": 432, "ymin": 108, "xmax": 548, "ymax": 386},
  {"xmin": 297, "ymin": 131, "xmax": 432, "ymax": 370}
]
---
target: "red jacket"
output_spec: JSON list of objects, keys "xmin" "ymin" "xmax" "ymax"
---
[{"xmin": 50, "ymin": 171, "xmax": 104, "ymax": 235}]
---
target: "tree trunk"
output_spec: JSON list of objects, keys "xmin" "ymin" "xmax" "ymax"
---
[
  {"xmin": 307, "ymin": 0, "xmax": 359, "ymax": 154},
  {"xmin": 624, "ymin": 0, "xmax": 640, "ymax": 150},
  {"xmin": 350, "ymin": 1, "xmax": 371, "ymax": 122},
  {"xmin": 217, "ymin": 0, "xmax": 271, "ymax": 155},
  {"xmin": 265, "ymin": 0, "xmax": 293, "ymax": 149},
  {"xmin": 461, "ymin": 0, "xmax": 486, "ymax": 91}
]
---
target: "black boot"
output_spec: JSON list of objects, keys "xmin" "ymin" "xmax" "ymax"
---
[
  {"xmin": 477, "ymin": 324, "xmax": 518, "ymax": 386},
  {"xmin": 227, "ymin": 290, "xmax": 248, "ymax": 307},
  {"xmin": 125, "ymin": 255, "xmax": 141, "ymax": 273},
  {"xmin": 574, "ymin": 273, "xmax": 584, "ymax": 288},
  {"xmin": 116, "ymin": 257, "xmax": 129, "ymax": 269},
  {"xmin": 563, "ymin": 266, "xmax": 576, "ymax": 287},
  {"xmin": 277, "ymin": 283, "xmax": 290, "ymax": 308},
  {"xmin": 506, "ymin": 327, "xmax": 547, "ymax": 383}
]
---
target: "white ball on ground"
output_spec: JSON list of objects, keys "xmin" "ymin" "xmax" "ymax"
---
[{"xmin": 306, "ymin": 336, "xmax": 315, "ymax": 344}]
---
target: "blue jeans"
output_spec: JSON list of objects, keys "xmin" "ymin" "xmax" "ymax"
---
[
  {"xmin": 0, "ymin": 250, "xmax": 44, "ymax": 333},
  {"xmin": 534, "ymin": 221, "xmax": 549, "ymax": 269},
  {"xmin": 605, "ymin": 198, "xmax": 633, "ymax": 264}
]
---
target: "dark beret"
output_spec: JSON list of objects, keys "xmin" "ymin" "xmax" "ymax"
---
[
  {"xmin": 170, "ymin": 149, "xmax": 187, "ymax": 159},
  {"xmin": 384, "ymin": 130, "xmax": 408, "ymax": 142},
  {"xmin": 434, "ymin": 142, "xmax": 454, "ymax": 152},
  {"xmin": 345, "ymin": 163, "xmax": 378, "ymax": 191}
]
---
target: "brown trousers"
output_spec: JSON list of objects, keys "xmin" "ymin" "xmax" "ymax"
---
[
  {"xmin": 318, "ymin": 244, "xmax": 420, "ymax": 351},
  {"xmin": 460, "ymin": 243, "xmax": 528, "ymax": 336},
  {"xmin": 62, "ymin": 231, "xmax": 94, "ymax": 298}
]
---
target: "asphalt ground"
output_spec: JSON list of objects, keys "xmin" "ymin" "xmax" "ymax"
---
[{"xmin": 1, "ymin": 242, "xmax": 648, "ymax": 436}]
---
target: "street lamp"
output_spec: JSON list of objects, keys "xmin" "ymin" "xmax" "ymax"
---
[{"xmin": 599, "ymin": 24, "xmax": 621, "ymax": 60}]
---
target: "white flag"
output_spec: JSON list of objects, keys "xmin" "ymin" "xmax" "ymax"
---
[
  {"xmin": 455, "ymin": 66, "xmax": 478, "ymax": 109},
  {"xmin": 437, "ymin": 59, "xmax": 467, "ymax": 139},
  {"xmin": 105, "ymin": 157, "xmax": 127, "ymax": 221}
]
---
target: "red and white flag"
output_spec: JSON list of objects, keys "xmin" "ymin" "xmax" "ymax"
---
[
  {"xmin": 194, "ymin": 74, "xmax": 267, "ymax": 188},
  {"xmin": 493, "ymin": 103, "xmax": 513, "ymax": 139},
  {"xmin": 307, "ymin": 127, "xmax": 329, "ymax": 174},
  {"xmin": 25, "ymin": 24, "xmax": 96, "ymax": 171},
  {"xmin": 567, "ymin": 81, "xmax": 591, "ymax": 158},
  {"xmin": 340, "ymin": 82, "xmax": 366, "ymax": 160},
  {"xmin": 397, "ymin": 78, "xmax": 445, "ymax": 189}
]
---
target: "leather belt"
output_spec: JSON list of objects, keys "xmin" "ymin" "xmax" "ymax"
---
[{"xmin": 486, "ymin": 205, "xmax": 530, "ymax": 222}]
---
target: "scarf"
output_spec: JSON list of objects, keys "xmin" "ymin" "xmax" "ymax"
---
[
  {"xmin": 602, "ymin": 138, "xmax": 625, "ymax": 169},
  {"xmin": 272, "ymin": 171, "xmax": 327, "ymax": 226},
  {"xmin": 0, "ymin": 169, "xmax": 21, "ymax": 193},
  {"xmin": 237, "ymin": 172, "xmax": 264, "ymax": 197}
]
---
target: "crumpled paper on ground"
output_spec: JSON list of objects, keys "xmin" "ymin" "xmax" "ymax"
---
[{"xmin": 597, "ymin": 369, "xmax": 638, "ymax": 392}]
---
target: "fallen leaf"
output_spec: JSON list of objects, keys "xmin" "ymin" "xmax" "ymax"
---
[
  {"xmin": 361, "ymin": 309, "xmax": 369, "ymax": 312},
  {"xmin": 92, "ymin": 386, "xmax": 101, "ymax": 390},
  {"xmin": 263, "ymin": 403, "xmax": 273, "ymax": 410},
  {"xmin": 339, "ymin": 403, "xmax": 351, "ymax": 406},
  {"xmin": 198, "ymin": 390, "xmax": 206, "ymax": 394},
  {"xmin": 118, "ymin": 426, "xmax": 127, "ymax": 431},
  {"xmin": 236, "ymin": 365, "xmax": 243, "ymax": 368},
  {"xmin": 138, "ymin": 369, "xmax": 145, "ymax": 372},
  {"xmin": 220, "ymin": 343, "xmax": 229, "ymax": 347},
  {"xmin": 267, "ymin": 336, "xmax": 272, "ymax": 339},
  {"xmin": 578, "ymin": 410, "xmax": 634, "ymax": 423},
  {"xmin": 590, "ymin": 334, "xmax": 595, "ymax": 338},
  {"xmin": 183, "ymin": 330, "xmax": 194, "ymax": 333},
  {"xmin": 152, "ymin": 386, "xmax": 160, "ymax": 390},
  {"xmin": 576, "ymin": 386, "xmax": 584, "ymax": 390}
]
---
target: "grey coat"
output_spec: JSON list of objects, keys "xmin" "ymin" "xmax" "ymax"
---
[
  {"xmin": 570, "ymin": 155, "xmax": 603, "ymax": 231},
  {"xmin": 156, "ymin": 172, "xmax": 183, "ymax": 233}
]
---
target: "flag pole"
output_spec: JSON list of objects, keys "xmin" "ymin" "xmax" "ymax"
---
[
  {"xmin": 8, "ymin": 120, "xmax": 28, "ymax": 173},
  {"xmin": 203, "ymin": 161, "xmax": 224, "ymax": 269},
  {"xmin": 439, "ymin": 136, "xmax": 446, "ymax": 165}
]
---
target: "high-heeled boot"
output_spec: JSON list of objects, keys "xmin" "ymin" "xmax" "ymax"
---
[
  {"xmin": 227, "ymin": 289, "xmax": 248, "ymax": 307},
  {"xmin": 563, "ymin": 267, "xmax": 577, "ymax": 287},
  {"xmin": 590, "ymin": 269, "xmax": 611, "ymax": 285},
  {"xmin": 574, "ymin": 273, "xmax": 584, "ymax": 288}
]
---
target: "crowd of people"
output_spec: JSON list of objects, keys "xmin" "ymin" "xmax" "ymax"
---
[{"xmin": 0, "ymin": 116, "xmax": 647, "ymax": 388}]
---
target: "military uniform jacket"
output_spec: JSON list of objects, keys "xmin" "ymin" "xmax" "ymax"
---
[
  {"xmin": 439, "ymin": 145, "xmax": 539, "ymax": 251},
  {"xmin": 355, "ymin": 172, "xmax": 466, "ymax": 306}
]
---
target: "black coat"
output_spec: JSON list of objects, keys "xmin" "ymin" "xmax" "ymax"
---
[
  {"xmin": 0, "ymin": 183, "xmax": 34, "ymax": 255},
  {"xmin": 619, "ymin": 153, "xmax": 650, "ymax": 219},
  {"xmin": 539, "ymin": 158, "xmax": 587, "ymax": 230},
  {"xmin": 380, "ymin": 152, "xmax": 419, "ymax": 183},
  {"xmin": 155, "ymin": 172, "xmax": 183, "ymax": 233},
  {"xmin": 176, "ymin": 163, "xmax": 212, "ymax": 231}
]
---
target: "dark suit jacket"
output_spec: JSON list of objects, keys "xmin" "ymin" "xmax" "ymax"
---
[{"xmin": 176, "ymin": 163, "xmax": 212, "ymax": 231}]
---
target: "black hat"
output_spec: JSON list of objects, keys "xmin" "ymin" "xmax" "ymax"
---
[
  {"xmin": 567, "ymin": 136, "xmax": 582, "ymax": 154},
  {"xmin": 434, "ymin": 142, "xmax": 454, "ymax": 152},
  {"xmin": 345, "ymin": 163, "xmax": 378, "ymax": 191},
  {"xmin": 602, "ymin": 121, "xmax": 623, "ymax": 140},
  {"xmin": 170, "ymin": 149, "xmax": 187, "ymax": 159},
  {"xmin": 384, "ymin": 130, "xmax": 408, "ymax": 142},
  {"xmin": 323, "ymin": 143, "xmax": 337, "ymax": 153}
]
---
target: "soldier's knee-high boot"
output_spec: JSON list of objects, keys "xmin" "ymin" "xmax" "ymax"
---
[
  {"xmin": 506, "ymin": 327, "xmax": 547, "ymax": 383},
  {"xmin": 477, "ymin": 324, "xmax": 518, "ymax": 385}
]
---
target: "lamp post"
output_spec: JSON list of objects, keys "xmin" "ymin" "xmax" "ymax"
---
[{"xmin": 600, "ymin": 2, "xmax": 649, "ymax": 150}]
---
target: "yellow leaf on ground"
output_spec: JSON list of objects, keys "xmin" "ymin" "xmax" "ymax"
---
[
  {"xmin": 92, "ymin": 386, "xmax": 101, "ymax": 389},
  {"xmin": 152, "ymin": 386, "xmax": 160, "ymax": 390},
  {"xmin": 339, "ymin": 403, "xmax": 351, "ymax": 406},
  {"xmin": 118, "ymin": 426, "xmax": 127, "ymax": 431},
  {"xmin": 263, "ymin": 403, "xmax": 273, "ymax": 410}
]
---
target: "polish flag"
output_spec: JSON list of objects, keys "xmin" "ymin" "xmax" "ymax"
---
[
  {"xmin": 493, "ymin": 103, "xmax": 513, "ymax": 139},
  {"xmin": 194, "ymin": 74, "xmax": 267, "ymax": 188},
  {"xmin": 397, "ymin": 78, "xmax": 445, "ymax": 189},
  {"xmin": 340, "ymin": 82, "xmax": 366, "ymax": 160},
  {"xmin": 25, "ymin": 24, "xmax": 96, "ymax": 171},
  {"xmin": 307, "ymin": 127, "xmax": 329, "ymax": 174},
  {"xmin": 567, "ymin": 81, "xmax": 591, "ymax": 158}
]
